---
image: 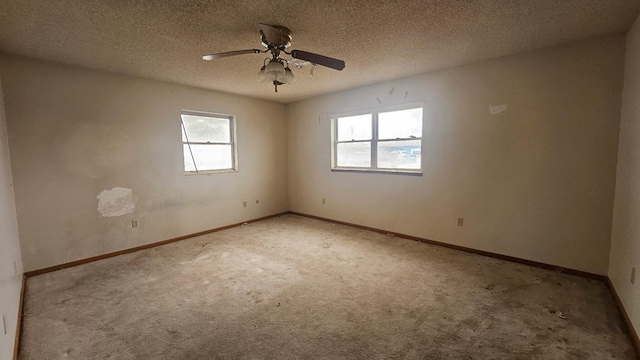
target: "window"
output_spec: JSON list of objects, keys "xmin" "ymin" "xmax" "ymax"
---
[
  {"xmin": 331, "ymin": 105, "xmax": 423, "ymax": 174},
  {"xmin": 181, "ymin": 111, "xmax": 237, "ymax": 174}
]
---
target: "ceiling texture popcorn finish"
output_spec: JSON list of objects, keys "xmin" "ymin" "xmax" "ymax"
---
[{"xmin": 0, "ymin": 0, "xmax": 638, "ymax": 104}]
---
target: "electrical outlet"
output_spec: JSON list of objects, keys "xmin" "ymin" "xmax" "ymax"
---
[
  {"xmin": 243, "ymin": 201, "xmax": 247, "ymax": 208},
  {"xmin": 632, "ymin": 267, "xmax": 636, "ymax": 285},
  {"xmin": 131, "ymin": 219, "xmax": 139, "ymax": 229},
  {"xmin": 322, "ymin": 198, "xmax": 326, "ymax": 205},
  {"xmin": 457, "ymin": 218, "xmax": 464, "ymax": 226}
]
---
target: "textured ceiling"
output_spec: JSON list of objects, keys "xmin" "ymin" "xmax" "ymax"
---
[{"xmin": 0, "ymin": 0, "xmax": 638, "ymax": 104}]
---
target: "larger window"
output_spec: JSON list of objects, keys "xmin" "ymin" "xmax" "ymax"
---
[
  {"xmin": 181, "ymin": 110, "xmax": 237, "ymax": 174},
  {"xmin": 331, "ymin": 105, "xmax": 423, "ymax": 174}
]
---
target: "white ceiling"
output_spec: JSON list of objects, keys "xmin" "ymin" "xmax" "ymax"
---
[{"xmin": 0, "ymin": 0, "xmax": 638, "ymax": 104}]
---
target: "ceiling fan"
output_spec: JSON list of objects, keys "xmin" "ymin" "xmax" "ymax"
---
[{"xmin": 202, "ymin": 23, "xmax": 346, "ymax": 92}]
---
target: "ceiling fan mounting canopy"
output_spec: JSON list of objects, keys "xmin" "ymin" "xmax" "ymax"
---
[
  {"xmin": 202, "ymin": 23, "xmax": 345, "ymax": 92},
  {"xmin": 259, "ymin": 24, "xmax": 292, "ymax": 49}
]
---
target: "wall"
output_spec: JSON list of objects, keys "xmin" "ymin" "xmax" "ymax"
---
[
  {"xmin": 0, "ymin": 55, "xmax": 288, "ymax": 272},
  {"xmin": 0, "ymin": 73, "xmax": 24, "ymax": 359},
  {"xmin": 610, "ymin": 15, "xmax": 640, "ymax": 338},
  {"xmin": 287, "ymin": 35, "xmax": 625, "ymax": 275}
]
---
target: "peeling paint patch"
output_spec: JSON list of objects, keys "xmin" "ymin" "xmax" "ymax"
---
[
  {"xmin": 489, "ymin": 104, "xmax": 508, "ymax": 115},
  {"xmin": 97, "ymin": 187, "xmax": 135, "ymax": 217}
]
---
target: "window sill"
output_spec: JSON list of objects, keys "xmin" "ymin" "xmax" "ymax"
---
[
  {"xmin": 331, "ymin": 168, "xmax": 422, "ymax": 176},
  {"xmin": 184, "ymin": 169, "xmax": 238, "ymax": 176}
]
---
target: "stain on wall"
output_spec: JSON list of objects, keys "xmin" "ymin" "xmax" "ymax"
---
[{"xmin": 97, "ymin": 187, "xmax": 135, "ymax": 217}]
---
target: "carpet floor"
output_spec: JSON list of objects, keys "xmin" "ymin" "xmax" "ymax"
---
[{"xmin": 19, "ymin": 214, "xmax": 637, "ymax": 359}]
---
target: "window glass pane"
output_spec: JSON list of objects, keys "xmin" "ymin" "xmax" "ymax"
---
[
  {"xmin": 183, "ymin": 144, "xmax": 232, "ymax": 171},
  {"xmin": 378, "ymin": 108, "xmax": 422, "ymax": 140},
  {"xmin": 337, "ymin": 114, "xmax": 372, "ymax": 141},
  {"xmin": 377, "ymin": 140, "xmax": 421, "ymax": 169},
  {"xmin": 181, "ymin": 114, "xmax": 230, "ymax": 143},
  {"xmin": 337, "ymin": 142, "xmax": 371, "ymax": 167}
]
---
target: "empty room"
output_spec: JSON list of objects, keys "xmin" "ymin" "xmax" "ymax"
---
[{"xmin": 1, "ymin": 0, "xmax": 640, "ymax": 359}]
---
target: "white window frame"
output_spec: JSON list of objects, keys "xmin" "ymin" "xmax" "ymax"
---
[
  {"xmin": 330, "ymin": 102, "xmax": 423, "ymax": 175},
  {"xmin": 181, "ymin": 110, "xmax": 238, "ymax": 175}
]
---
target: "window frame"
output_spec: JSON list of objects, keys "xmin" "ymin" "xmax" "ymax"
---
[
  {"xmin": 330, "ymin": 102, "xmax": 423, "ymax": 175},
  {"xmin": 181, "ymin": 110, "xmax": 238, "ymax": 175}
]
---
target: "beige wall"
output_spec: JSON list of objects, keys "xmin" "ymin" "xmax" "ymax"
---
[
  {"xmin": 610, "ymin": 15, "xmax": 640, "ymax": 337},
  {"xmin": 0, "ymin": 55, "xmax": 288, "ymax": 272},
  {"xmin": 287, "ymin": 35, "xmax": 625, "ymax": 275},
  {"xmin": 0, "ymin": 72, "xmax": 24, "ymax": 359}
]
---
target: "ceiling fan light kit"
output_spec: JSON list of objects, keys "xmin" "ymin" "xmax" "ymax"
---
[
  {"xmin": 258, "ymin": 59, "xmax": 295, "ymax": 87},
  {"xmin": 203, "ymin": 23, "xmax": 345, "ymax": 93}
]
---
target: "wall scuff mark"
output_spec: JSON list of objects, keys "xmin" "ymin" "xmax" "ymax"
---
[
  {"xmin": 97, "ymin": 187, "xmax": 135, "ymax": 217},
  {"xmin": 489, "ymin": 104, "xmax": 508, "ymax": 115}
]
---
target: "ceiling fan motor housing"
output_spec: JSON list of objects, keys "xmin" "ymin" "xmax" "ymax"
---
[{"xmin": 260, "ymin": 25, "xmax": 292, "ymax": 49}]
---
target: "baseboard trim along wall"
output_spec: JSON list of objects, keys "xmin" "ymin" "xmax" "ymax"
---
[
  {"xmin": 23, "ymin": 212, "xmax": 289, "ymax": 277},
  {"xmin": 605, "ymin": 278, "xmax": 640, "ymax": 357},
  {"xmin": 23, "ymin": 210, "xmax": 606, "ymax": 280},
  {"xmin": 13, "ymin": 275, "xmax": 25, "ymax": 360},
  {"xmin": 289, "ymin": 212, "xmax": 605, "ymax": 280}
]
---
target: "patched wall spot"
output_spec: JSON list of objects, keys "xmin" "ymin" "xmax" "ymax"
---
[{"xmin": 97, "ymin": 187, "xmax": 135, "ymax": 217}]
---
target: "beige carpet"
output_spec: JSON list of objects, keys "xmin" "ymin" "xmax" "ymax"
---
[{"xmin": 19, "ymin": 214, "xmax": 636, "ymax": 359}]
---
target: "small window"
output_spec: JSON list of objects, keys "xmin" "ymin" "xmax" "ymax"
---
[
  {"xmin": 332, "ymin": 105, "xmax": 422, "ymax": 174},
  {"xmin": 181, "ymin": 111, "xmax": 237, "ymax": 174}
]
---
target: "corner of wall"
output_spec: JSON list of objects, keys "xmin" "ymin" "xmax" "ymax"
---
[
  {"xmin": 0, "ymin": 65, "xmax": 25, "ymax": 360},
  {"xmin": 608, "ymin": 13, "xmax": 640, "ymax": 351}
]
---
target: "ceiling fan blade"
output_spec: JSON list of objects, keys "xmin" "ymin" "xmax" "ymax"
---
[
  {"xmin": 202, "ymin": 49, "xmax": 262, "ymax": 61},
  {"xmin": 290, "ymin": 50, "xmax": 345, "ymax": 71},
  {"xmin": 259, "ymin": 23, "xmax": 285, "ymax": 46}
]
